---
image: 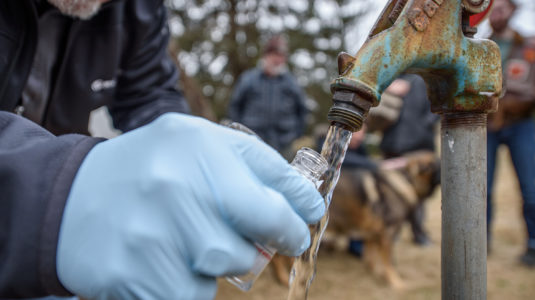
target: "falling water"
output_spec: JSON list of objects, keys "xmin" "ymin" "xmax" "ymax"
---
[{"xmin": 287, "ymin": 124, "xmax": 353, "ymax": 300}]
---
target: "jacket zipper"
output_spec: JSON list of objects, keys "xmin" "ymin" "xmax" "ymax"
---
[{"xmin": 41, "ymin": 20, "xmax": 80, "ymax": 125}]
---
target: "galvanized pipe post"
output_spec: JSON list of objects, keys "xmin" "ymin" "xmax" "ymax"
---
[
  {"xmin": 441, "ymin": 112, "xmax": 487, "ymax": 300},
  {"xmin": 328, "ymin": 0, "xmax": 501, "ymax": 298}
]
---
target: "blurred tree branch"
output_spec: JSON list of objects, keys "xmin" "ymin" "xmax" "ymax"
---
[{"xmin": 168, "ymin": 39, "xmax": 217, "ymax": 121}]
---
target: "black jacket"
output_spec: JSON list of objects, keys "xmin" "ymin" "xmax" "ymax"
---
[
  {"xmin": 0, "ymin": 0, "xmax": 189, "ymax": 135},
  {"xmin": 0, "ymin": 0, "xmax": 189, "ymax": 297},
  {"xmin": 380, "ymin": 74, "xmax": 439, "ymax": 157},
  {"xmin": 0, "ymin": 112, "xmax": 99, "ymax": 298},
  {"xmin": 228, "ymin": 68, "xmax": 307, "ymax": 152}
]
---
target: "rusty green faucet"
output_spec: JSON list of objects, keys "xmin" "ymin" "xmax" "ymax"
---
[
  {"xmin": 328, "ymin": 0, "xmax": 501, "ymax": 131},
  {"xmin": 327, "ymin": 0, "xmax": 501, "ymax": 299}
]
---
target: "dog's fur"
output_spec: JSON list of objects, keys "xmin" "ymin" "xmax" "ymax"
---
[
  {"xmin": 270, "ymin": 150, "xmax": 440, "ymax": 288},
  {"xmin": 326, "ymin": 150, "xmax": 440, "ymax": 288}
]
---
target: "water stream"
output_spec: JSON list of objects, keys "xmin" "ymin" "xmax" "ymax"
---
[{"xmin": 287, "ymin": 124, "xmax": 353, "ymax": 300}]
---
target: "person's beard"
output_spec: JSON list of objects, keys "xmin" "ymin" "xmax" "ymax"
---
[
  {"xmin": 268, "ymin": 63, "xmax": 287, "ymax": 76},
  {"xmin": 262, "ymin": 60, "xmax": 287, "ymax": 77},
  {"xmin": 47, "ymin": 0, "xmax": 103, "ymax": 20}
]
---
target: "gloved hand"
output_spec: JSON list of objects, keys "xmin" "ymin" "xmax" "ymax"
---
[{"xmin": 56, "ymin": 113, "xmax": 324, "ymax": 300}]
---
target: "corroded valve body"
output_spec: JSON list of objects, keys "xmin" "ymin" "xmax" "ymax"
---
[
  {"xmin": 328, "ymin": 0, "xmax": 501, "ymax": 131},
  {"xmin": 327, "ymin": 1, "xmax": 501, "ymax": 299}
]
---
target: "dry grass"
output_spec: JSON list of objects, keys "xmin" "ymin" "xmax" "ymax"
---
[{"xmin": 215, "ymin": 146, "xmax": 535, "ymax": 300}]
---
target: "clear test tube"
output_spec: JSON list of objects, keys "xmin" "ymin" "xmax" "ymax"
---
[{"xmin": 226, "ymin": 147, "xmax": 328, "ymax": 291}]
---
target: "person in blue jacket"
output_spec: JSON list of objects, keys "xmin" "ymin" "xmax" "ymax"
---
[{"xmin": 228, "ymin": 35, "xmax": 308, "ymax": 160}]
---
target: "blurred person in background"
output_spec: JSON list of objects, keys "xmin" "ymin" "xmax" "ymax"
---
[
  {"xmin": 370, "ymin": 74, "xmax": 439, "ymax": 246},
  {"xmin": 0, "ymin": 0, "xmax": 325, "ymax": 299},
  {"xmin": 341, "ymin": 125, "xmax": 377, "ymax": 171},
  {"xmin": 227, "ymin": 35, "xmax": 308, "ymax": 160},
  {"xmin": 487, "ymin": 0, "xmax": 535, "ymax": 266},
  {"xmin": 338, "ymin": 126, "xmax": 378, "ymax": 257}
]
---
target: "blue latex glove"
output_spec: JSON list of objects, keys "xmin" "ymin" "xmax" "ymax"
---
[{"xmin": 56, "ymin": 113, "xmax": 324, "ymax": 300}]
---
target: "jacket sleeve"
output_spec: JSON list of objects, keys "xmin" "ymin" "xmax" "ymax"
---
[
  {"xmin": 0, "ymin": 112, "xmax": 102, "ymax": 298},
  {"xmin": 108, "ymin": 1, "xmax": 190, "ymax": 132}
]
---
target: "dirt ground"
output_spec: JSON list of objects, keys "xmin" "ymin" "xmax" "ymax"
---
[{"xmin": 215, "ymin": 146, "xmax": 535, "ymax": 300}]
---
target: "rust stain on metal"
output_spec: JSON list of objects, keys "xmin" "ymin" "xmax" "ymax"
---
[
  {"xmin": 388, "ymin": 0, "xmax": 409, "ymax": 24},
  {"xmin": 442, "ymin": 112, "xmax": 487, "ymax": 128},
  {"xmin": 408, "ymin": 8, "xmax": 430, "ymax": 31},
  {"xmin": 424, "ymin": 0, "xmax": 440, "ymax": 17},
  {"xmin": 337, "ymin": 52, "xmax": 356, "ymax": 76},
  {"xmin": 369, "ymin": 0, "xmax": 404, "ymax": 37},
  {"xmin": 329, "ymin": 0, "xmax": 502, "ymax": 124}
]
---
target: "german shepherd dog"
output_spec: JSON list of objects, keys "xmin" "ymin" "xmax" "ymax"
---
[
  {"xmin": 326, "ymin": 150, "xmax": 440, "ymax": 288},
  {"xmin": 270, "ymin": 150, "xmax": 440, "ymax": 288}
]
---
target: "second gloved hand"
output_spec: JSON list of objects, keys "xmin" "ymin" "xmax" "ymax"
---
[{"xmin": 56, "ymin": 113, "xmax": 325, "ymax": 300}]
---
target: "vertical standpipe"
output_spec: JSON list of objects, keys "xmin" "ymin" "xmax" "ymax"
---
[
  {"xmin": 328, "ymin": 0, "xmax": 501, "ymax": 297},
  {"xmin": 441, "ymin": 113, "xmax": 487, "ymax": 300}
]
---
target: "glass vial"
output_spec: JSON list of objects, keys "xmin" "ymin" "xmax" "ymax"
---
[{"xmin": 226, "ymin": 147, "xmax": 328, "ymax": 291}]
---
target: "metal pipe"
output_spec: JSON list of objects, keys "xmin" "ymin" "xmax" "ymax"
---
[
  {"xmin": 327, "ymin": 1, "xmax": 500, "ymax": 298},
  {"xmin": 441, "ymin": 112, "xmax": 487, "ymax": 300}
]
